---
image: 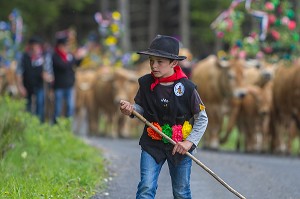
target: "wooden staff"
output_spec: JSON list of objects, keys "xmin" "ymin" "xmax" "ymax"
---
[{"xmin": 132, "ymin": 110, "xmax": 246, "ymax": 199}]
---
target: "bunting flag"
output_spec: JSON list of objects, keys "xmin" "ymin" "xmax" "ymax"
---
[
  {"xmin": 245, "ymin": 0, "xmax": 268, "ymax": 41},
  {"xmin": 210, "ymin": 0, "xmax": 245, "ymax": 30},
  {"xmin": 9, "ymin": 9, "xmax": 23, "ymax": 47}
]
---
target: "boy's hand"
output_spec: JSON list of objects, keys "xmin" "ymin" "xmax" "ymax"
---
[
  {"xmin": 172, "ymin": 140, "xmax": 193, "ymax": 155},
  {"xmin": 119, "ymin": 100, "xmax": 133, "ymax": 116}
]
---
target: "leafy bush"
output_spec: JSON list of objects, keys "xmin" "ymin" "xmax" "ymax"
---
[
  {"xmin": 0, "ymin": 96, "xmax": 26, "ymax": 159},
  {"xmin": 0, "ymin": 96, "xmax": 107, "ymax": 198}
]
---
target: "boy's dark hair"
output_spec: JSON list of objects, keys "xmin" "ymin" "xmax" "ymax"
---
[{"xmin": 28, "ymin": 36, "xmax": 43, "ymax": 45}]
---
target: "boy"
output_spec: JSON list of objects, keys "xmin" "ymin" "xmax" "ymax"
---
[{"xmin": 120, "ymin": 35, "xmax": 208, "ymax": 199}]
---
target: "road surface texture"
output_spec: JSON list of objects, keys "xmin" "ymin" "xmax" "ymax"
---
[{"xmin": 85, "ymin": 137, "xmax": 300, "ymax": 199}]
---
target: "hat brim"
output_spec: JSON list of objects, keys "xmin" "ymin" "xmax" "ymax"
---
[{"xmin": 137, "ymin": 50, "xmax": 186, "ymax": 61}]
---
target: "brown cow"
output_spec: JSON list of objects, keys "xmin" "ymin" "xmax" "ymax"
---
[
  {"xmin": 73, "ymin": 67, "xmax": 98, "ymax": 136},
  {"xmin": 1, "ymin": 61, "xmax": 19, "ymax": 97},
  {"xmin": 220, "ymin": 60, "xmax": 275, "ymax": 153},
  {"xmin": 113, "ymin": 67, "xmax": 143, "ymax": 138},
  {"xmin": 270, "ymin": 60, "xmax": 300, "ymax": 154},
  {"xmin": 91, "ymin": 66, "xmax": 142, "ymax": 138},
  {"xmin": 191, "ymin": 55, "xmax": 245, "ymax": 150},
  {"xmin": 91, "ymin": 66, "xmax": 116, "ymax": 137}
]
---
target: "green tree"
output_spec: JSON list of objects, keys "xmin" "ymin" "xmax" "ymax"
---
[
  {"xmin": 0, "ymin": 0, "xmax": 94, "ymax": 37},
  {"xmin": 190, "ymin": 0, "xmax": 232, "ymax": 49}
]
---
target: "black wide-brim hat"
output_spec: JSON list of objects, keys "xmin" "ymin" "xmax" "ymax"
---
[{"xmin": 137, "ymin": 35, "xmax": 186, "ymax": 61}]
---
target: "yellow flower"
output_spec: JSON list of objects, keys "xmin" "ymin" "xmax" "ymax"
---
[
  {"xmin": 182, "ymin": 121, "xmax": 192, "ymax": 140},
  {"xmin": 110, "ymin": 23, "xmax": 119, "ymax": 34},
  {"xmin": 112, "ymin": 11, "xmax": 121, "ymax": 21},
  {"xmin": 217, "ymin": 50, "xmax": 227, "ymax": 59},
  {"xmin": 114, "ymin": 61, "xmax": 122, "ymax": 68},
  {"xmin": 131, "ymin": 54, "xmax": 140, "ymax": 62},
  {"xmin": 105, "ymin": 36, "xmax": 117, "ymax": 46}
]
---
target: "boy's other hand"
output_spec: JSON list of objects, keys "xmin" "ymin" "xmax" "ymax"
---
[
  {"xmin": 120, "ymin": 100, "xmax": 133, "ymax": 116},
  {"xmin": 172, "ymin": 140, "xmax": 193, "ymax": 155}
]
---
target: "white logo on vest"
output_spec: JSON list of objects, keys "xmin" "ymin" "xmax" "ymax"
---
[{"xmin": 174, "ymin": 82, "xmax": 185, "ymax": 96}]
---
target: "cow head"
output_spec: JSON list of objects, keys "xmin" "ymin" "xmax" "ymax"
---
[
  {"xmin": 112, "ymin": 67, "xmax": 138, "ymax": 105},
  {"xmin": 217, "ymin": 58, "xmax": 246, "ymax": 100}
]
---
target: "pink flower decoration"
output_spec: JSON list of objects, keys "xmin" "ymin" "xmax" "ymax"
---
[
  {"xmin": 256, "ymin": 51, "xmax": 264, "ymax": 59},
  {"xmin": 288, "ymin": 21, "xmax": 296, "ymax": 30},
  {"xmin": 239, "ymin": 51, "xmax": 246, "ymax": 59},
  {"xmin": 172, "ymin": 125, "xmax": 183, "ymax": 143},
  {"xmin": 265, "ymin": 2, "xmax": 274, "ymax": 11},
  {"xmin": 217, "ymin": 31, "xmax": 224, "ymax": 38},
  {"xmin": 281, "ymin": 16, "xmax": 290, "ymax": 26},
  {"xmin": 268, "ymin": 14, "xmax": 276, "ymax": 25},
  {"xmin": 226, "ymin": 19, "xmax": 233, "ymax": 31},
  {"xmin": 250, "ymin": 32, "xmax": 257, "ymax": 39},
  {"xmin": 271, "ymin": 30, "xmax": 280, "ymax": 40},
  {"xmin": 264, "ymin": 46, "xmax": 273, "ymax": 54}
]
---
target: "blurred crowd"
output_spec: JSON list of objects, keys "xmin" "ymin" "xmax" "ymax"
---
[
  {"xmin": 0, "ymin": 26, "xmax": 139, "ymax": 123},
  {"xmin": 0, "ymin": 28, "xmax": 195, "ymax": 126}
]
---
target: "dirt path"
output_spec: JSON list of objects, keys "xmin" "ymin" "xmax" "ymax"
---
[{"xmin": 85, "ymin": 137, "xmax": 300, "ymax": 199}]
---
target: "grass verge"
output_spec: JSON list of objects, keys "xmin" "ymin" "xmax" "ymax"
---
[{"xmin": 0, "ymin": 96, "xmax": 107, "ymax": 198}]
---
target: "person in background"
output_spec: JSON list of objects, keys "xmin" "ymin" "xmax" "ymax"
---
[
  {"xmin": 52, "ymin": 31, "xmax": 81, "ymax": 123},
  {"xmin": 16, "ymin": 36, "xmax": 51, "ymax": 122}
]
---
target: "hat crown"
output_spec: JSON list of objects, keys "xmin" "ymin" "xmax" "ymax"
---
[
  {"xmin": 149, "ymin": 35, "xmax": 179, "ymax": 56},
  {"xmin": 137, "ymin": 35, "xmax": 186, "ymax": 60}
]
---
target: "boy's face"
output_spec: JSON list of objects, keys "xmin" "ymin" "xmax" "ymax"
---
[{"xmin": 149, "ymin": 56, "xmax": 178, "ymax": 78}]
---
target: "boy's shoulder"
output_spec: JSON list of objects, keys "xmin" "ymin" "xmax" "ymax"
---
[
  {"xmin": 138, "ymin": 73, "xmax": 152, "ymax": 83},
  {"xmin": 179, "ymin": 78, "xmax": 196, "ymax": 89}
]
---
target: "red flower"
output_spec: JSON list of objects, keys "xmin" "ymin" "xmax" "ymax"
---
[
  {"xmin": 172, "ymin": 125, "xmax": 183, "ymax": 142},
  {"xmin": 147, "ymin": 122, "xmax": 162, "ymax": 140}
]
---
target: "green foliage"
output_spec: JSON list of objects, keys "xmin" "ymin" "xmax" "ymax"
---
[
  {"xmin": 0, "ymin": 96, "xmax": 107, "ymax": 198},
  {"xmin": 191, "ymin": 0, "xmax": 232, "ymax": 43},
  {"xmin": 0, "ymin": 96, "xmax": 27, "ymax": 159},
  {"xmin": 0, "ymin": 0, "xmax": 94, "ymax": 35}
]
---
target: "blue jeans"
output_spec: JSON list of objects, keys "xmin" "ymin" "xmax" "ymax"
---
[
  {"xmin": 136, "ymin": 150, "xmax": 192, "ymax": 199},
  {"xmin": 53, "ymin": 87, "xmax": 74, "ymax": 123},
  {"xmin": 26, "ymin": 88, "xmax": 44, "ymax": 122}
]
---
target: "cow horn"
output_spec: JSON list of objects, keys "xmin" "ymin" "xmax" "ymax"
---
[
  {"xmin": 218, "ymin": 59, "xmax": 230, "ymax": 68},
  {"xmin": 245, "ymin": 59, "xmax": 259, "ymax": 68}
]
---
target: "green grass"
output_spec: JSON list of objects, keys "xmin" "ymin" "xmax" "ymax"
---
[{"xmin": 0, "ymin": 96, "xmax": 107, "ymax": 198}]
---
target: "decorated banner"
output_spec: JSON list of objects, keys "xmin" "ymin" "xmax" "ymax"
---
[
  {"xmin": 210, "ymin": 0, "xmax": 245, "ymax": 46},
  {"xmin": 0, "ymin": 9, "xmax": 23, "ymax": 68},
  {"xmin": 94, "ymin": 11, "xmax": 139, "ymax": 67},
  {"xmin": 211, "ymin": 0, "xmax": 299, "ymax": 61}
]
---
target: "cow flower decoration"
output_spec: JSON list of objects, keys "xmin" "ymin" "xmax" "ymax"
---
[
  {"xmin": 147, "ymin": 121, "xmax": 193, "ymax": 143},
  {"xmin": 94, "ymin": 11, "xmax": 139, "ymax": 67},
  {"xmin": 211, "ymin": 0, "xmax": 300, "ymax": 61}
]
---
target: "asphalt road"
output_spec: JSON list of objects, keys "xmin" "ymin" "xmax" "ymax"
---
[{"xmin": 85, "ymin": 137, "xmax": 300, "ymax": 199}]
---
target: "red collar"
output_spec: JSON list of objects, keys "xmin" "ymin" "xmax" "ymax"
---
[
  {"xmin": 55, "ymin": 47, "xmax": 67, "ymax": 62},
  {"xmin": 150, "ymin": 65, "xmax": 187, "ymax": 91}
]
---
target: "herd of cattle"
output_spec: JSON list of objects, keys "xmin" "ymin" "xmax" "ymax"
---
[{"xmin": 0, "ymin": 55, "xmax": 300, "ymax": 155}]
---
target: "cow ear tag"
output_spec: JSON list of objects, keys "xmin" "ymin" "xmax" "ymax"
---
[{"xmin": 174, "ymin": 82, "xmax": 185, "ymax": 96}]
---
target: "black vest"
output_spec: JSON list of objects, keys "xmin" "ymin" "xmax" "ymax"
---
[
  {"xmin": 21, "ymin": 53, "xmax": 44, "ymax": 93},
  {"xmin": 138, "ymin": 74, "xmax": 196, "ymax": 164}
]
